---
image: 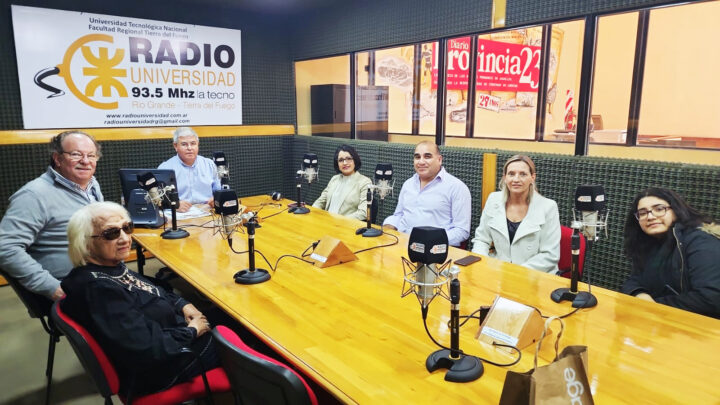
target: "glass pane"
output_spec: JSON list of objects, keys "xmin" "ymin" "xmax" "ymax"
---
[
  {"xmin": 590, "ymin": 12, "xmax": 637, "ymax": 144},
  {"xmin": 419, "ymin": 41, "xmax": 438, "ymax": 134},
  {"xmin": 444, "ymin": 36, "xmax": 471, "ymax": 136},
  {"xmin": 356, "ymin": 51, "xmax": 389, "ymax": 140},
  {"xmin": 295, "ymin": 55, "xmax": 350, "ymax": 137},
  {"xmin": 543, "ymin": 20, "xmax": 585, "ymax": 142},
  {"xmin": 638, "ymin": 1, "xmax": 720, "ymax": 149},
  {"xmin": 473, "ymin": 28, "xmax": 542, "ymax": 139},
  {"xmin": 374, "ymin": 46, "xmax": 415, "ymax": 134}
]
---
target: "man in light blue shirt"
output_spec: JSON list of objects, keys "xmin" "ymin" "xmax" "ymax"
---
[
  {"xmin": 158, "ymin": 127, "xmax": 220, "ymax": 212},
  {"xmin": 383, "ymin": 141, "xmax": 471, "ymax": 247}
]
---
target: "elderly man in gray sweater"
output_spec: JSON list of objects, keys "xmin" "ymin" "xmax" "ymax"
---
[{"xmin": 0, "ymin": 131, "xmax": 103, "ymax": 303}]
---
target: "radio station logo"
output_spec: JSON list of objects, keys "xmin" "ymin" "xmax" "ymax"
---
[
  {"xmin": 32, "ymin": 31, "xmax": 238, "ymax": 111},
  {"xmin": 34, "ymin": 34, "xmax": 127, "ymax": 110}
]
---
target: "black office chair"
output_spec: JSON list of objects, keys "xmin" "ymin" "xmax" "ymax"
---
[
  {"xmin": 0, "ymin": 268, "xmax": 61, "ymax": 405},
  {"xmin": 212, "ymin": 325, "xmax": 318, "ymax": 405}
]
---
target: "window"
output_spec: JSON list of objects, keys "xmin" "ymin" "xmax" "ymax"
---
[
  {"xmin": 444, "ymin": 36, "xmax": 471, "ymax": 137},
  {"xmin": 472, "ymin": 28, "xmax": 542, "ymax": 139},
  {"xmin": 638, "ymin": 1, "xmax": 720, "ymax": 149},
  {"xmin": 295, "ymin": 55, "xmax": 350, "ymax": 137},
  {"xmin": 543, "ymin": 20, "xmax": 585, "ymax": 142},
  {"xmin": 419, "ymin": 41, "xmax": 438, "ymax": 134},
  {"xmin": 293, "ymin": 1, "xmax": 720, "ymax": 151},
  {"xmin": 373, "ymin": 46, "xmax": 415, "ymax": 134},
  {"xmin": 590, "ymin": 12, "xmax": 638, "ymax": 145}
]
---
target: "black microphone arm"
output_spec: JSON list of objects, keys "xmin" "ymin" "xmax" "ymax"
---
[
  {"xmin": 425, "ymin": 266, "xmax": 483, "ymax": 382},
  {"xmin": 160, "ymin": 186, "xmax": 190, "ymax": 240},
  {"xmin": 551, "ymin": 224, "xmax": 597, "ymax": 308},
  {"xmin": 356, "ymin": 186, "xmax": 382, "ymax": 237},
  {"xmin": 289, "ymin": 171, "xmax": 310, "ymax": 214},
  {"xmin": 233, "ymin": 215, "xmax": 271, "ymax": 284}
]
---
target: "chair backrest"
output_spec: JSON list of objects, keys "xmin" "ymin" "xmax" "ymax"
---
[
  {"xmin": 50, "ymin": 300, "xmax": 120, "ymax": 399},
  {"xmin": 558, "ymin": 225, "xmax": 586, "ymax": 278},
  {"xmin": 0, "ymin": 268, "xmax": 53, "ymax": 319},
  {"xmin": 212, "ymin": 326, "xmax": 318, "ymax": 405}
]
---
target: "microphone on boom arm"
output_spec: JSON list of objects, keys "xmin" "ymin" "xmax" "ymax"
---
[
  {"xmin": 356, "ymin": 163, "xmax": 394, "ymax": 238},
  {"xmin": 288, "ymin": 153, "xmax": 318, "ymax": 215},
  {"xmin": 551, "ymin": 184, "xmax": 607, "ymax": 308},
  {"xmin": 213, "ymin": 151, "xmax": 230, "ymax": 190},
  {"xmin": 137, "ymin": 171, "xmax": 189, "ymax": 240},
  {"xmin": 401, "ymin": 227, "xmax": 483, "ymax": 383},
  {"xmin": 212, "ymin": 189, "xmax": 271, "ymax": 285}
]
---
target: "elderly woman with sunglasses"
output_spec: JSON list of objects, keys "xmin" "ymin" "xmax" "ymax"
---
[
  {"xmin": 59, "ymin": 202, "xmax": 220, "ymax": 397},
  {"xmin": 622, "ymin": 187, "xmax": 720, "ymax": 319},
  {"xmin": 312, "ymin": 144, "xmax": 372, "ymax": 220}
]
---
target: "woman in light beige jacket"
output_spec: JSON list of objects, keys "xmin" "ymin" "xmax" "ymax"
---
[{"xmin": 313, "ymin": 145, "xmax": 372, "ymax": 221}]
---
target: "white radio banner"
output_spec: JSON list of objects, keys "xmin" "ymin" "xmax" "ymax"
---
[{"xmin": 12, "ymin": 5, "xmax": 242, "ymax": 129}]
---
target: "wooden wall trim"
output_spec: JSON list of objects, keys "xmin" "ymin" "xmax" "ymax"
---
[{"xmin": 0, "ymin": 125, "xmax": 296, "ymax": 145}]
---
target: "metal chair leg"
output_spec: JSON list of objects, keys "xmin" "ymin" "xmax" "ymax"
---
[{"xmin": 45, "ymin": 329, "xmax": 59, "ymax": 405}]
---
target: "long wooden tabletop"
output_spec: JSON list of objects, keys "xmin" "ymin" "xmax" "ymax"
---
[{"xmin": 132, "ymin": 195, "xmax": 720, "ymax": 404}]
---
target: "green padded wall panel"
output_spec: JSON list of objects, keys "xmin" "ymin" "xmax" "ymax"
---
[{"xmin": 0, "ymin": 136, "xmax": 292, "ymax": 215}]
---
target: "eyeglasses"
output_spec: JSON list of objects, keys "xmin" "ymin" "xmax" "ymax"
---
[
  {"xmin": 338, "ymin": 157, "xmax": 354, "ymax": 164},
  {"xmin": 92, "ymin": 222, "xmax": 134, "ymax": 241},
  {"xmin": 63, "ymin": 151, "xmax": 99, "ymax": 162},
  {"xmin": 634, "ymin": 205, "xmax": 671, "ymax": 221}
]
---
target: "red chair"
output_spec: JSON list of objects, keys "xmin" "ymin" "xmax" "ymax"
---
[
  {"xmin": 558, "ymin": 225, "xmax": 586, "ymax": 279},
  {"xmin": 50, "ymin": 300, "xmax": 231, "ymax": 405},
  {"xmin": 212, "ymin": 325, "xmax": 318, "ymax": 405}
]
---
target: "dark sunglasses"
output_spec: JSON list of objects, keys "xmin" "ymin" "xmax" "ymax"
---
[{"xmin": 92, "ymin": 222, "xmax": 134, "ymax": 241}]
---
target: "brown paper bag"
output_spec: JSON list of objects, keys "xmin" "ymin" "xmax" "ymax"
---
[{"xmin": 499, "ymin": 317, "xmax": 594, "ymax": 405}]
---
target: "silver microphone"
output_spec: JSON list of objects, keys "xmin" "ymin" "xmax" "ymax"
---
[
  {"xmin": 373, "ymin": 163, "xmax": 394, "ymax": 199},
  {"xmin": 137, "ymin": 171, "xmax": 165, "ymax": 207},
  {"xmin": 415, "ymin": 263, "xmax": 440, "ymax": 309},
  {"xmin": 300, "ymin": 153, "xmax": 319, "ymax": 184},
  {"xmin": 303, "ymin": 166, "xmax": 317, "ymax": 184},
  {"xmin": 573, "ymin": 185, "xmax": 608, "ymax": 242},
  {"xmin": 213, "ymin": 189, "xmax": 241, "ymax": 240},
  {"xmin": 376, "ymin": 179, "xmax": 393, "ymax": 199},
  {"xmin": 221, "ymin": 214, "xmax": 238, "ymax": 239}
]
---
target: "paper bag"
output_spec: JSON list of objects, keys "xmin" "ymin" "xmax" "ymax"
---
[{"xmin": 499, "ymin": 317, "xmax": 594, "ymax": 405}]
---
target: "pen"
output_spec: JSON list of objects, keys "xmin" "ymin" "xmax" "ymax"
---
[{"xmin": 665, "ymin": 284, "xmax": 680, "ymax": 295}]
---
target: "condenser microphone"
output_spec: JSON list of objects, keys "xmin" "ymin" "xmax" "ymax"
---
[
  {"xmin": 402, "ymin": 227, "xmax": 451, "ymax": 312},
  {"xmin": 373, "ymin": 163, "xmax": 394, "ymax": 199},
  {"xmin": 301, "ymin": 153, "xmax": 318, "ymax": 184},
  {"xmin": 574, "ymin": 184, "xmax": 607, "ymax": 242},
  {"xmin": 401, "ymin": 228, "xmax": 483, "ymax": 383},
  {"xmin": 138, "ymin": 172, "xmax": 188, "ymax": 239},
  {"xmin": 214, "ymin": 189, "xmax": 240, "ymax": 242},
  {"xmin": 213, "ymin": 151, "xmax": 230, "ymax": 189},
  {"xmin": 137, "ymin": 171, "xmax": 164, "ymax": 207}
]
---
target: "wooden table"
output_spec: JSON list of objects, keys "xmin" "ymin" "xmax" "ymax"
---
[{"xmin": 132, "ymin": 195, "xmax": 720, "ymax": 404}]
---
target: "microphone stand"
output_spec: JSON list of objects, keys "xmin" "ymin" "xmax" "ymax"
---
[
  {"xmin": 426, "ymin": 269, "xmax": 483, "ymax": 382},
  {"xmin": 233, "ymin": 217, "xmax": 271, "ymax": 284},
  {"xmin": 161, "ymin": 187, "xmax": 189, "ymax": 240},
  {"xmin": 356, "ymin": 187, "xmax": 381, "ymax": 237},
  {"xmin": 289, "ymin": 172, "xmax": 310, "ymax": 215},
  {"xmin": 551, "ymin": 225, "xmax": 597, "ymax": 308}
]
